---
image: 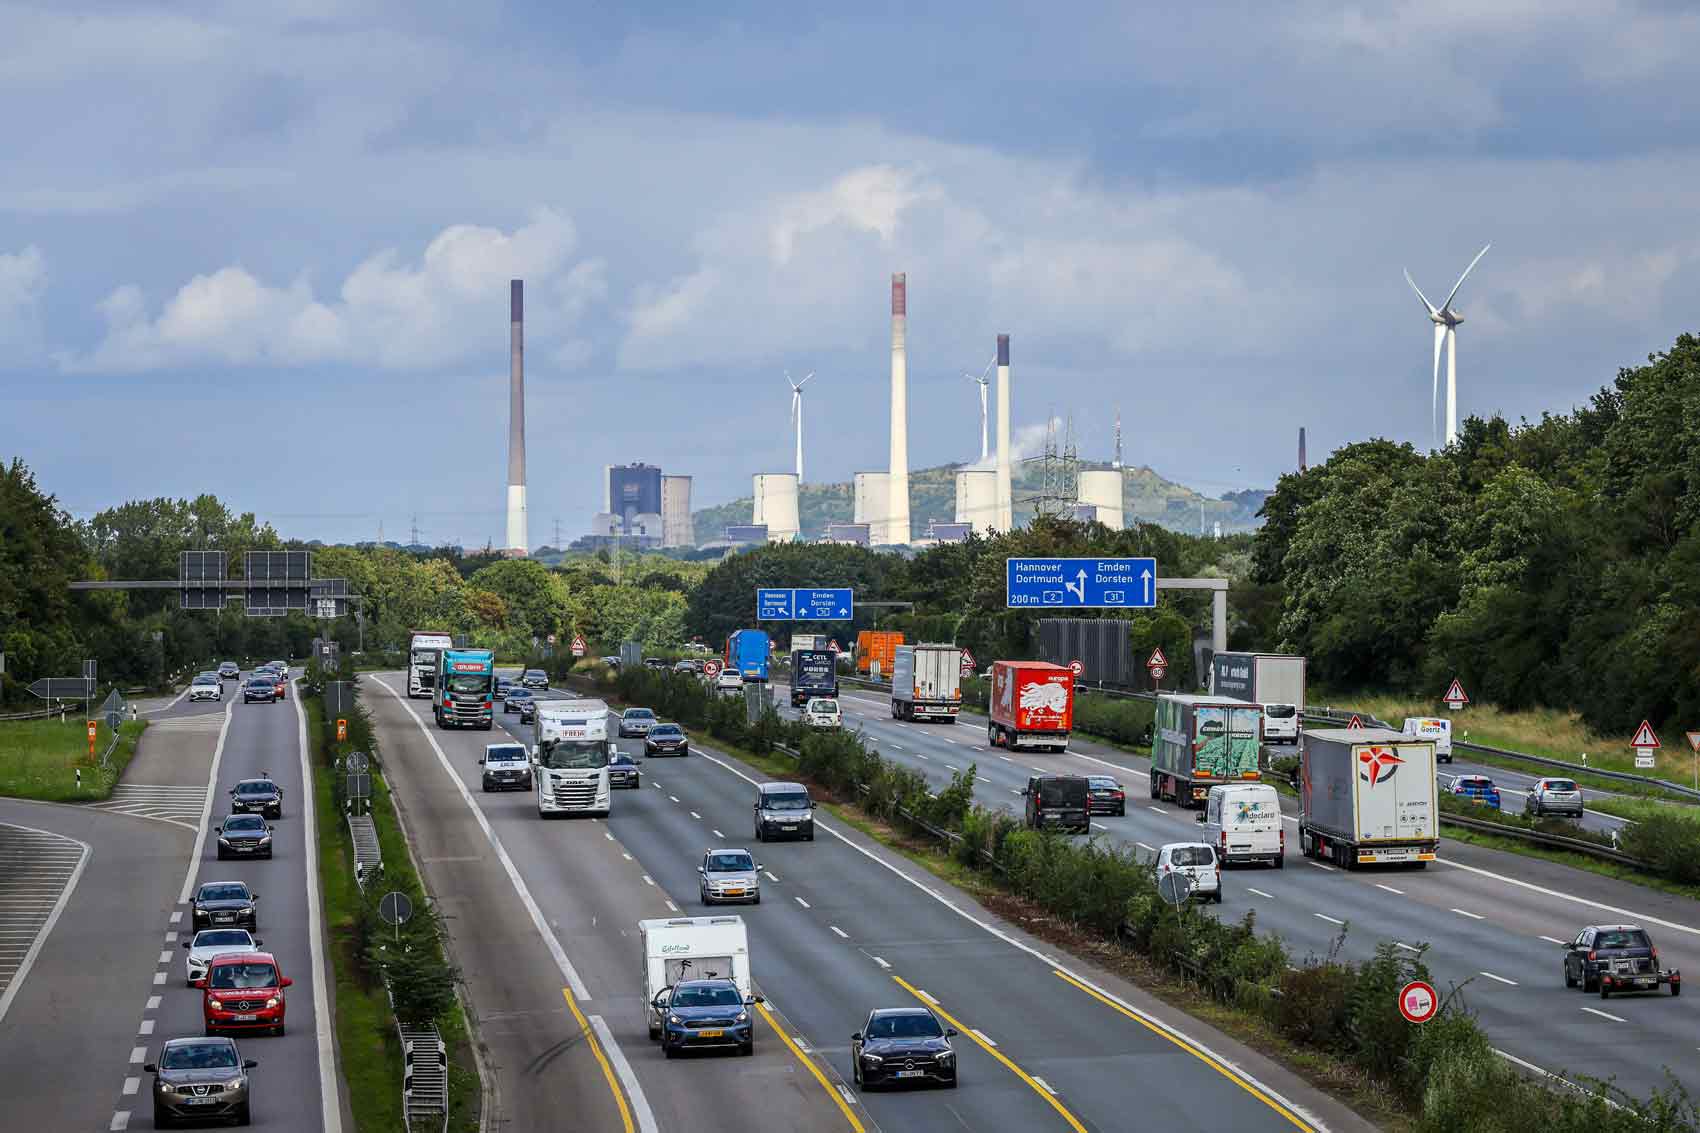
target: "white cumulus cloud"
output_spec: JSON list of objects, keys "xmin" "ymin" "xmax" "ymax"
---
[{"xmin": 0, "ymin": 245, "xmax": 47, "ymax": 363}]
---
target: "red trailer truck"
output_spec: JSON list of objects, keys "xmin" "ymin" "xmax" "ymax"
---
[{"xmin": 987, "ymin": 661, "xmax": 1075, "ymax": 752}]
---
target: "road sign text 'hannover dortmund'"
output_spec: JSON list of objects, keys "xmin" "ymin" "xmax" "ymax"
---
[{"xmin": 1004, "ymin": 558, "xmax": 1158, "ymax": 609}]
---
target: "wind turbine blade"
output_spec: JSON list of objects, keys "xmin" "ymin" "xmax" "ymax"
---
[
  {"xmin": 1403, "ymin": 268, "xmax": 1439, "ymax": 316},
  {"xmin": 798, "ymin": 371, "xmax": 814, "ymax": 388},
  {"xmin": 1442, "ymin": 243, "xmax": 1491, "ymax": 311},
  {"xmin": 1431, "ymin": 323, "xmax": 1445, "ymax": 446}
]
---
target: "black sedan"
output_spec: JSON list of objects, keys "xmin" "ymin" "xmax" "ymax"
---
[
  {"xmin": 852, "ymin": 1007, "xmax": 958, "ymax": 1089},
  {"xmin": 520, "ymin": 669, "xmax": 549, "ymax": 689},
  {"xmin": 191, "ymin": 881, "xmax": 259, "ymax": 932},
  {"xmin": 503, "ymin": 687, "xmax": 535, "ymax": 715},
  {"xmin": 644, "ymin": 723, "xmax": 689, "ymax": 756},
  {"xmin": 216, "ymin": 815, "xmax": 274, "ymax": 860},
  {"xmin": 1087, "ymin": 774, "xmax": 1126, "ymax": 816},
  {"xmin": 609, "ymin": 751, "xmax": 642, "ymax": 790},
  {"xmin": 145, "ymin": 1036, "xmax": 257, "ymax": 1128},
  {"xmin": 229, "ymin": 778, "xmax": 283, "ymax": 818},
  {"xmin": 242, "ymin": 677, "xmax": 276, "ymax": 704},
  {"xmin": 494, "ymin": 676, "xmax": 512, "ymax": 700}
]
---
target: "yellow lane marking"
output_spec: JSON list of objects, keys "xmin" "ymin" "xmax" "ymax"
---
[
  {"xmin": 892, "ymin": 975, "xmax": 1086, "ymax": 1133},
  {"xmin": 1051, "ymin": 969, "xmax": 1314, "ymax": 1131},
  {"xmin": 755, "ymin": 1000, "xmax": 865, "ymax": 1132},
  {"xmin": 561, "ymin": 987, "xmax": 635, "ymax": 1133}
]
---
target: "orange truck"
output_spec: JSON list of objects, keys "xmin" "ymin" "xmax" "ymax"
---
[
  {"xmin": 987, "ymin": 660, "xmax": 1075, "ymax": 752},
  {"xmin": 855, "ymin": 630, "xmax": 905, "ymax": 676}
]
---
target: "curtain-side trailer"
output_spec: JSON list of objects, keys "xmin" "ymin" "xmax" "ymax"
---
[{"xmin": 1149, "ymin": 694, "xmax": 1263, "ymax": 807}]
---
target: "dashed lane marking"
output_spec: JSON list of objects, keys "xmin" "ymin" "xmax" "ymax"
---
[
  {"xmin": 1246, "ymin": 887, "xmax": 1274, "ymax": 899},
  {"xmin": 1479, "ymin": 971, "xmax": 1518, "ymax": 986},
  {"xmin": 830, "ymin": 926, "xmax": 849, "ymax": 939},
  {"xmin": 796, "ymin": 897, "xmax": 811, "ymax": 909},
  {"xmin": 1581, "ymin": 1007, "xmax": 1626, "ymax": 1023},
  {"xmin": 1314, "ymin": 913, "xmax": 1345, "ymax": 926},
  {"xmin": 1451, "ymin": 908, "xmax": 1485, "ymax": 920},
  {"xmin": 1375, "ymin": 884, "xmax": 1404, "ymax": 895}
]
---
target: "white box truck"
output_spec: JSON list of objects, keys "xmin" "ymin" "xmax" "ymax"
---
[
  {"xmin": 407, "ymin": 630, "xmax": 454, "ymax": 698},
  {"xmin": 1210, "ymin": 652, "xmax": 1306, "ymax": 743},
  {"xmin": 532, "ymin": 699, "xmax": 613, "ymax": 818},
  {"xmin": 1297, "ymin": 727, "xmax": 1439, "ymax": 868},
  {"xmin": 639, "ymin": 915, "xmax": 752, "ymax": 1040},
  {"xmin": 890, "ymin": 643, "xmax": 964, "ymax": 722}
]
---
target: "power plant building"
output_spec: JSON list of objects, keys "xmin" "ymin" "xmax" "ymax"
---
[
  {"xmin": 660, "ymin": 475, "xmax": 694, "ymax": 548},
  {"xmin": 954, "ymin": 468, "xmax": 998, "ymax": 534},
  {"xmin": 854, "ymin": 274, "xmax": 913, "ymax": 545},
  {"xmin": 1076, "ymin": 470, "xmax": 1124, "ymax": 530},
  {"xmin": 751, "ymin": 473, "xmax": 800, "ymax": 543}
]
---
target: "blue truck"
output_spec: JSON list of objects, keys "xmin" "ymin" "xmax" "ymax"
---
[
  {"xmin": 725, "ymin": 630, "xmax": 771, "ymax": 682},
  {"xmin": 434, "ymin": 648, "xmax": 495, "ymax": 730}
]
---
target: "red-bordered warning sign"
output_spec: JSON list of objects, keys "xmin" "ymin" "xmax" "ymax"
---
[
  {"xmin": 570, "ymin": 634, "xmax": 587, "ymax": 657},
  {"xmin": 1146, "ymin": 647, "xmax": 1167, "ymax": 672},
  {"xmin": 1399, "ymin": 980, "xmax": 1438, "ymax": 1024},
  {"xmin": 1631, "ymin": 719, "xmax": 1661, "ymax": 749},
  {"xmin": 1443, "ymin": 678, "xmax": 1469, "ymax": 709},
  {"xmin": 1347, "ymin": 714, "xmax": 1364, "ymax": 729}
]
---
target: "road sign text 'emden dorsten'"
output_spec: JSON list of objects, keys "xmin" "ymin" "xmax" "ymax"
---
[{"xmin": 1005, "ymin": 558, "xmax": 1158, "ymax": 609}]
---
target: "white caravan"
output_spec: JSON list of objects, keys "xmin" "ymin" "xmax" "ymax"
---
[
  {"xmin": 532, "ymin": 699, "xmax": 613, "ymax": 817},
  {"xmin": 638, "ymin": 915, "xmax": 751, "ymax": 1040}
]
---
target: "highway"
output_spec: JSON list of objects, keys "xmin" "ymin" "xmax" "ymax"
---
[
  {"xmin": 783, "ymin": 682, "xmax": 1700, "ymax": 1104},
  {"xmin": 374, "ymin": 671, "xmax": 1375, "ymax": 1133}
]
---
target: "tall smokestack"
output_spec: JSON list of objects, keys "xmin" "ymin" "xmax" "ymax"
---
[
  {"xmin": 995, "ymin": 334, "xmax": 1012, "ymax": 531},
  {"xmin": 506, "ymin": 279, "xmax": 529, "ymax": 555},
  {"xmin": 887, "ymin": 273, "xmax": 911, "ymax": 545},
  {"xmin": 1298, "ymin": 426, "xmax": 1307, "ymax": 472}
]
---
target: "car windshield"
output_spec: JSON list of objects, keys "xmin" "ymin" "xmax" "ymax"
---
[
  {"xmin": 625, "ymin": 709, "xmax": 655, "ymax": 720},
  {"xmin": 246, "ymin": 679, "xmax": 271, "ymax": 688},
  {"xmin": 486, "ymin": 746, "xmax": 526, "ymax": 764},
  {"xmin": 199, "ymin": 884, "xmax": 249, "ymax": 902},
  {"xmin": 1170, "ymin": 846, "xmax": 1216, "ymax": 867},
  {"xmin": 194, "ymin": 675, "xmax": 218, "ymax": 685},
  {"xmin": 209, "ymin": 962, "xmax": 278, "ymax": 989},
  {"xmin": 764, "ymin": 794, "xmax": 809, "ymax": 811},
  {"xmin": 1265, "ymin": 705, "xmax": 1296, "ymax": 719},
  {"xmin": 160, "ymin": 1042, "xmax": 238, "ymax": 1071},
  {"xmin": 538, "ymin": 740, "xmax": 609, "ymax": 770},
  {"xmin": 236, "ymin": 782, "xmax": 274, "ymax": 795},
  {"xmin": 707, "ymin": 852, "xmax": 754, "ymax": 872},
  {"xmin": 809, "ymin": 700, "xmax": 837, "ymax": 711},
  {"xmin": 1547, "ymin": 780, "xmax": 1578, "ymax": 792},
  {"xmin": 868, "ymin": 1013, "xmax": 943, "ymax": 1039},
  {"xmin": 224, "ymin": 816, "xmax": 265, "ymax": 831},
  {"xmin": 1597, "ymin": 930, "xmax": 1652, "ymax": 950},
  {"xmin": 194, "ymin": 930, "xmax": 251, "ymax": 948},
  {"xmin": 525, "ymin": 671, "xmax": 545, "ymax": 679},
  {"xmin": 650, "ymin": 725, "xmax": 681, "ymax": 737},
  {"xmin": 508, "ymin": 688, "xmax": 531, "ymax": 698},
  {"xmin": 671, "ymin": 984, "xmax": 742, "ymax": 1008}
]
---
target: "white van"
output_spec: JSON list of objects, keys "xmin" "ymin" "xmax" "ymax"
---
[
  {"xmin": 1199, "ymin": 783, "xmax": 1284, "ymax": 867},
  {"xmin": 639, "ymin": 915, "xmax": 751, "ymax": 1040},
  {"xmin": 1402, "ymin": 717, "xmax": 1453, "ymax": 763},
  {"xmin": 1261, "ymin": 703, "xmax": 1300, "ymax": 744}
]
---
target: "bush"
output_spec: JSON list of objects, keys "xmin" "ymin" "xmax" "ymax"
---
[
  {"xmin": 1619, "ymin": 813, "xmax": 1700, "ymax": 885},
  {"xmin": 1071, "ymin": 693, "xmax": 1155, "ymax": 747}
]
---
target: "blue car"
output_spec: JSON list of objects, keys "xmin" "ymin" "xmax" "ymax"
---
[
  {"xmin": 657, "ymin": 978, "xmax": 759, "ymax": 1058},
  {"xmin": 1450, "ymin": 775, "xmax": 1501, "ymax": 810}
]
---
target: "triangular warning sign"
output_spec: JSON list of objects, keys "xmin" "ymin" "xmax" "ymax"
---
[
  {"xmin": 1631, "ymin": 719, "xmax": 1661, "ymax": 749},
  {"xmin": 1347, "ymin": 714, "xmax": 1364, "ymax": 729},
  {"xmin": 1442, "ymin": 678, "xmax": 1469, "ymax": 706},
  {"xmin": 1687, "ymin": 732, "xmax": 1700, "ymax": 754},
  {"xmin": 1147, "ymin": 647, "xmax": 1168, "ymax": 668}
]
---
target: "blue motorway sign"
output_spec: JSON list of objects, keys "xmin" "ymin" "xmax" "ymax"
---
[
  {"xmin": 1005, "ymin": 557, "xmax": 1158, "ymax": 609},
  {"xmin": 755, "ymin": 588, "xmax": 854, "ymax": 621}
]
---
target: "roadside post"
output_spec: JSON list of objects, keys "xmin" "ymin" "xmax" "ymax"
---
[{"xmin": 1687, "ymin": 732, "xmax": 1700, "ymax": 792}]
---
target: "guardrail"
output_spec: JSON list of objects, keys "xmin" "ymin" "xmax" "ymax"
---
[
  {"xmin": 1436, "ymin": 811, "xmax": 1650, "ymax": 868},
  {"xmin": 0, "ymin": 701, "xmax": 90, "ymax": 722}
]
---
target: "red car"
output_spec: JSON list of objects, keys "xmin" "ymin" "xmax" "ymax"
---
[
  {"xmin": 202, "ymin": 951, "xmax": 291, "ymax": 1037},
  {"xmin": 272, "ymin": 673, "xmax": 288, "ymax": 699}
]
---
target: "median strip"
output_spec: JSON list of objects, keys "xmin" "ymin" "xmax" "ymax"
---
[{"xmin": 754, "ymin": 1000, "xmax": 865, "ymax": 1131}]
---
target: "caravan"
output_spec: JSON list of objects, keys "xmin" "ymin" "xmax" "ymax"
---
[{"xmin": 639, "ymin": 916, "xmax": 752, "ymax": 1040}]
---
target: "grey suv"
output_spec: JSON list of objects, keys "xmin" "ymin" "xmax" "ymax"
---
[
  {"xmin": 145, "ymin": 1035, "xmax": 257, "ymax": 1127},
  {"xmin": 754, "ymin": 782, "xmax": 815, "ymax": 841}
]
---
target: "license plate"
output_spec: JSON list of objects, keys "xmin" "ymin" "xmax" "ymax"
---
[
  {"xmin": 232, "ymin": 1014, "xmax": 258, "ymax": 1022},
  {"xmin": 723, "ymin": 889, "xmax": 744, "ymax": 896},
  {"xmin": 214, "ymin": 915, "xmax": 233, "ymax": 922},
  {"xmin": 897, "ymin": 1070, "xmax": 925, "ymax": 1079},
  {"xmin": 781, "ymin": 825, "xmax": 797, "ymax": 832},
  {"xmin": 696, "ymin": 1029, "xmax": 723, "ymax": 1038},
  {"xmin": 183, "ymin": 1097, "xmax": 215, "ymax": 1106}
]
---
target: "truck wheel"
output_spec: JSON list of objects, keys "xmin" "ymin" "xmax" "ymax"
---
[
  {"xmin": 988, "ymin": 723, "xmax": 998, "ymax": 747},
  {"xmin": 1149, "ymin": 773, "xmax": 1160, "ymax": 800}
]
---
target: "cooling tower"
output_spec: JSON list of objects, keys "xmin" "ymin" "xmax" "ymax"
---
[
  {"xmin": 1077, "ymin": 470, "xmax": 1124, "ymax": 531},
  {"xmin": 505, "ymin": 279, "xmax": 529, "ymax": 555},
  {"xmin": 661, "ymin": 475, "xmax": 695, "ymax": 548},
  {"xmin": 752, "ymin": 473, "xmax": 800, "ymax": 543},
  {"xmin": 995, "ymin": 334, "xmax": 1012, "ymax": 531},
  {"xmin": 854, "ymin": 472, "xmax": 890, "ymax": 537},
  {"xmin": 955, "ymin": 468, "xmax": 998, "ymax": 535},
  {"xmin": 887, "ymin": 273, "xmax": 911, "ymax": 545}
]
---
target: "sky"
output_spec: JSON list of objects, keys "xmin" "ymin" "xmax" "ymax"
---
[{"xmin": 5, "ymin": 0, "xmax": 1700, "ymax": 548}]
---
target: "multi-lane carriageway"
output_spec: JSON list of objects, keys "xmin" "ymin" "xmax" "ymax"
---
[
  {"xmin": 783, "ymin": 684, "xmax": 1700, "ymax": 1105},
  {"xmin": 365, "ymin": 673, "xmax": 1372, "ymax": 1133}
]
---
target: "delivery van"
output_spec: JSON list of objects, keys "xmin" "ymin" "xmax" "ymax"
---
[
  {"xmin": 1402, "ymin": 717, "xmax": 1453, "ymax": 763},
  {"xmin": 1198, "ymin": 783, "xmax": 1284, "ymax": 867}
]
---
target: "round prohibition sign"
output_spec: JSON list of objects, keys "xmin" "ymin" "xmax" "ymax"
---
[
  {"xmin": 1068, "ymin": 659, "xmax": 1084, "ymax": 677},
  {"xmin": 1399, "ymin": 980, "xmax": 1438, "ymax": 1024}
]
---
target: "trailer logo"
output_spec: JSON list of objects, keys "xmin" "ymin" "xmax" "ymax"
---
[
  {"xmin": 1358, "ymin": 746, "xmax": 1405, "ymax": 787},
  {"xmin": 1019, "ymin": 681, "xmax": 1070, "ymax": 716}
]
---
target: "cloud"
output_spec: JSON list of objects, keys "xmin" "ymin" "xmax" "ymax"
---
[
  {"xmin": 0, "ymin": 245, "xmax": 46, "ymax": 361},
  {"xmin": 58, "ymin": 209, "xmax": 605, "ymax": 373}
]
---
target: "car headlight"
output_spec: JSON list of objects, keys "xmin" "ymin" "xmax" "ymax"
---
[
  {"xmin": 861, "ymin": 1053, "xmax": 883, "ymax": 1064},
  {"xmin": 668, "ymin": 1014, "xmax": 683, "ymax": 1026},
  {"xmin": 217, "ymin": 836, "xmax": 231, "ymax": 845},
  {"xmin": 937, "ymin": 1050, "xmax": 954, "ymax": 1062},
  {"xmin": 264, "ymin": 997, "xmax": 279, "ymax": 1008},
  {"xmin": 734, "ymin": 1011, "xmax": 748, "ymax": 1023},
  {"xmin": 239, "ymin": 905, "xmax": 253, "ymax": 914},
  {"xmin": 258, "ymin": 835, "xmax": 271, "ymax": 845}
]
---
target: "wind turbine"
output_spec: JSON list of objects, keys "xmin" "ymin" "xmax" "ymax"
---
[
  {"xmin": 1404, "ymin": 243, "xmax": 1490, "ymax": 448},
  {"xmin": 786, "ymin": 370, "xmax": 814, "ymax": 481},
  {"xmin": 964, "ymin": 355, "xmax": 994, "ymax": 462}
]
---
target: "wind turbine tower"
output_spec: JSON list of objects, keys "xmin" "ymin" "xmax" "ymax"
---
[
  {"xmin": 1404, "ymin": 244, "xmax": 1490, "ymax": 448},
  {"xmin": 786, "ymin": 370, "xmax": 814, "ymax": 481},
  {"xmin": 965, "ymin": 358, "xmax": 992, "ymax": 462}
]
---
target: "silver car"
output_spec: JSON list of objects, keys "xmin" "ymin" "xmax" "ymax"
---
[
  {"xmin": 1525, "ymin": 777, "xmax": 1584, "ymax": 818},
  {"xmin": 189, "ymin": 673, "xmax": 223, "ymax": 702},
  {"xmin": 181, "ymin": 928, "xmax": 262, "ymax": 986},
  {"xmin": 145, "ymin": 1035, "xmax": 256, "ymax": 1127},
  {"xmin": 698, "ymin": 848, "xmax": 762, "ymax": 905}
]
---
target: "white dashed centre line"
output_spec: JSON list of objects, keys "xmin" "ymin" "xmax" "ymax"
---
[
  {"xmin": 830, "ymin": 926, "xmax": 849, "ymax": 939},
  {"xmin": 641, "ymin": 875, "xmax": 655, "ymax": 886},
  {"xmin": 1009, "ymin": 789, "xmax": 1023, "ymax": 796},
  {"xmin": 169, "ymin": 912, "xmax": 181, "ymax": 925},
  {"xmin": 109, "ymin": 1113, "xmax": 130, "ymax": 1131},
  {"xmin": 1582, "ymin": 1006, "xmax": 1626, "ymax": 1023},
  {"xmin": 1314, "ymin": 913, "xmax": 1345, "ymax": 926},
  {"xmin": 764, "ymin": 871, "xmax": 779, "ymax": 883},
  {"xmin": 157, "ymin": 951, "xmax": 172, "ymax": 964},
  {"xmin": 1136, "ymin": 841, "xmax": 1156, "ymax": 852},
  {"xmin": 1306, "ymin": 861, "xmax": 1335, "ymax": 872},
  {"xmin": 622, "ymin": 852, "xmax": 633, "ymax": 861},
  {"xmin": 1375, "ymin": 883, "xmax": 1404, "ymax": 895},
  {"xmin": 795, "ymin": 897, "xmax": 811, "ymax": 909},
  {"xmin": 138, "ymin": 1019, "xmax": 154, "ymax": 1035},
  {"xmin": 712, "ymin": 830, "xmax": 724, "ymax": 839},
  {"xmin": 665, "ymin": 901, "xmax": 679, "ymax": 912},
  {"xmin": 1540, "ymin": 935, "xmax": 1568, "ymax": 946},
  {"xmin": 1091, "ymin": 823, "xmax": 1107, "ymax": 831},
  {"xmin": 970, "ymin": 1028, "xmax": 997, "ymax": 1047},
  {"xmin": 669, "ymin": 796, "xmax": 680, "ymax": 803},
  {"xmin": 1451, "ymin": 908, "xmax": 1485, "ymax": 920},
  {"xmin": 978, "ymin": 776, "xmax": 992, "ymax": 785},
  {"xmin": 1395, "ymin": 943, "xmax": 1422, "ymax": 953},
  {"xmin": 145, "ymin": 996, "xmax": 160, "ymax": 1010},
  {"xmin": 151, "ymin": 972, "xmax": 165, "ymax": 986},
  {"xmin": 944, "ymin": 764, "xmax": 959, "ymax": 771},
  {"xmin": 871, "ymin": 956, "xmax": 891, "ymax": 969},
  {"xmin": 122, "ymin": 1077, "xmax": 139, "ymax": 1095},
  {"xmin": 690, "ymin": 811, "xmax": 701, "ymax": 820},
  {"xmin": 999, "ymin": 756, "xmax": 1012, "ymax": 763},
  {"xmin": 1147, "ymin": 806, "xmax": 1167, "ymax": 815},
  {"xmin": 1479, "ymin": 971, "xmax": 1518, "ymax": 986},
  {"xmin": 1246, "ymin": 887, "xmax": 1274, "ymax": 899},
  {"xmin": 128, "ymin": 1046, "xmax": 146, "ymax": 1064}
]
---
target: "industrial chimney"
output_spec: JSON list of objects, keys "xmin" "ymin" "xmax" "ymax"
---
[
  {"xmin": 1298, "ymin": 426, "xmax": 1307, "ymax": 472},
  {"xmin": 506, "ymin": 279, "xmax": 529, "ymax": 555},
  {"xmin": 887, "ymin": 273, "xmax": 911, "ymax": 546},
  {"xmin": 995, "ymin": 334, "xmax": 1012, "ymax": 531}
]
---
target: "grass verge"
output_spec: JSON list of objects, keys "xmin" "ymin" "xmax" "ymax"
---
[
  {"xmin": 0, "ymin": 716, "xmax": 146, "ymax": 801},
  {"xmin": 305, "ymin": 696, "xmax": 480, "ymax": 1133}
]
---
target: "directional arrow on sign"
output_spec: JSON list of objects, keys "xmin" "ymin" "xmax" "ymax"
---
[{"xmin": 1141, "ymin": 567, "xmax": 1153, "ymax": 605}]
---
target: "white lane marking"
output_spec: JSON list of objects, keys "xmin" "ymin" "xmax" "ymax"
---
[
  {"xmin": 1314, "ymin": 913, "xmax": 1345, "ymax": 926},
  {"xmin": 0, "ymin": 823, "xmax": 90, "ymax": 1029},
  {"xmin": 146, "ymin": 996, "xmax": 160, "ymax": 1010},
  {"xmin": 1092, "ymin": 823, "xmax": 1107, "ymax": 831},
  {"xmin": 1540, "ymin": 935, "xmax": 1568, "ymax": 946},
  {"xmin": 1479, "ymin": 971, "xmax": 1518, "ymax": 986},
  {"xmin": 794, "ymin": 1035, "xmax": 812, "ymax": 1052},
  {"xmin": 288, "ymin": 679, "xmax": 344, "ymax": 1133},
  {"xmin": 622, "ymin": 852, "xmax": 633, "ymax": 861},
  {"xmin": 764, "ymin": 870, "xmax": 779, "ymax": 883},
  {"xmin": 669, "ymin": 796, "xmax": 680, "ymax": 803},
  {"xmin": 138, "ymin": 1019, "xmax": 154, "ymax": 1035},
  {"xmin": 177, "ymin": 698, "xmax": 235, "ymax": 904},
  {"xmin": 604, "ymin": 831, "xmax": 614, "ymax": 841},
  {"xmin": 1029, "ymin": 766, "xmax": 1046, "ymax": 774},
  {"xmin": 970, "ymin": 1027, "xmax": 997, "ymax": 1047},
  {"xmin": 122, "ymin": 1077, "xmax": 139, "ymax": 1095},
  {"xmin": 157, "ymin": 950, "xmax": 172, "ymax": 964},
  {"xmin": 712, "ymin": 830, "xmax": 724, "ymax": 839},
  {"xmin": 129, "ymin": 1046, "xmax": 146, "ymax": 1064},
  {"xmin": 1437, "ymin": 856, "xmax": 1700, "ymax": 939},
  {"xmin": 109, "ymin": 1113, "xmax": 130, "ymax": 1131},
  {"xmin": 168, "ymin": 912, "xmax": 181, "ymax": 925},
  {"xmin": 1581, "ymin": 1006, "xmax": 1626, "ymax": 1023},
  {"xmin": 1246, "ymin": 887, "xmax": 1274, "ymax": 900},
  {"xmin": 164, "ymin": 931, "xmax": 178, "ymax": 943},
  {"xmin": 1033, "ymin": 1076, "xmax": 1058, "ymax": 1095},
  {"xmin": 1136, "ymin": 841, "xmax": 1156, "ymax": 852},
  {"xmin": 1306, "ymin": 860, "xmax": 1335, "ymax": 872},
  {"xmin": 1147, "ymin": 806, "xmax": 1168, "ymax": 815},
  {"xmin": 1451, "ymin": 908, "xmax": 1485, "ymax": 920},
  {"xmin": 945, "ymin": 738, "xmax": 958, "ymax": 745},
  {"xmin": 913, "ymin": 988, "xmax": 939, "ymax": 1004},
  {"xmin": 977, "ymin": 776, "xmax": 992, "ymax": 785},
  {"xmin": 837, "ymin": 1084, "xmax": 858, "ymax": 1106},
  {"xmin": 1009, "ymin": 789, "xmax": 1022, "ymax": 796},
  {"xmin": 795, "ymin": 897, "xmax": 811, "ymax": 909},
  {"xmin": 372, "ymin": 676, "xmax": 660, "ymax": 1133},
  {"xmin": 152, "ymin": 972, "xmax": 165, "ymax": 986},
  {"xmin": 944, "ymin": 763, "xmax": 959, "ymax": 771},
  {"xmin": 1492, "ymin": 1048, "xmax": 1624, "ymax": 1111},
  {"xmin": 830, "ymin": 926, "xmax": 849, "ymax": 939},
  {"xmin": 1375, "ymin": 884, "xmax": 1404, "ymax": 895},
  {"xmin": 641, "ymin": 875, "xmax": 655, "ymax": 886},
  {"xmin": 686, "ymin": 746, "xmax": 1331, "ymax": 1133},
  {"xmin": 665, "ymin": 901, "xmax": 679, "ymax": 912},
  {"xmin": 653, "ymin": 783, "xmax": 663, "ymax": 791},
  {"xmin": 871, "ymin": 956, "xmax": 891, "ymax": 969},
  {"xmin": 1395, "ymin": 943, "xmax": 1422, "ymax": 953},
  {"xmin": 999, "ymin": 756, "xmax": 1012, "ymax": 763}
]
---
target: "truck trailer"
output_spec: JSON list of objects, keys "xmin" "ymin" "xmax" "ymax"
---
[
  {"xmin": 1298, "ymin": 727, "xmax": 1439, "ymax": 868},
  {"xmin": 789, "ymin": 649, "xmax": 838, "ymax": 707},
  {"xmin": 433, "ymin": 648, "xmax": 495, "ymax": 729},
  {"xmin": 1210, "ymin": 652, "xmax": 1306, "ymax": 744},
  {"xmin": 855, "ymin": 630, "xmax": 904, "ymax": 677},
  {"xmin": 890, "ymin": 644, "xmax": 963, "ymax": 722},
  {"xmin": 407, "ymin": 630, "xmax": 454, "ymax": 698},
  {"xmin": 987, "ymin": 661, "xmax": 1074, "ymax": 751},
  {"xmin": 1150, "ymin": 694, "xmax": 1263, "ymax": 807},
  {"xmin": 725, "ymin": 630, "xmax": 771, "ymax": 682}
]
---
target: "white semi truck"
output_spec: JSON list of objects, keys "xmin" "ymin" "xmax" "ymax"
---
[
  {"xmin": 1297, "ymin": 727, "xmax": 1439, "ymax": 868},
  {"xmin": 1210, "ymin": 652, "xmax": 1306, "ymax": 744},
  {"xmin": 532, "ymin": 699, "xmax": 613, "ymax": 818},
  {"xmin": 407, "ymin": 630, "xmax": 454, "ymax": 699},
  {"xmin": 890, "ymin": 643, "xmax": 964, "ymax": 722}
]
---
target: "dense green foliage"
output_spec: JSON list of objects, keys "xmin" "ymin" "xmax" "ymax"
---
[{"xmin": 1255, "ymin": 332, "xmax": 1700, "ymax": 734}]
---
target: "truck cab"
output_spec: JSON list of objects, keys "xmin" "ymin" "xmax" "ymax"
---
[
  {"xmin": 533, "ymin": 699, "xmax": 613, "ymax": 817},
  {"xmin": 433, "ymin": 648, "xmax": 495, "ymax": 729}
]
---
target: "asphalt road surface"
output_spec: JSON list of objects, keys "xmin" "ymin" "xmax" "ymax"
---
[{"xmin": 790, "ymin": 684, "xmax": 1700, "ymax": 1103}]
